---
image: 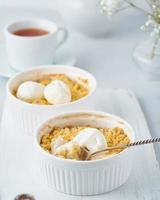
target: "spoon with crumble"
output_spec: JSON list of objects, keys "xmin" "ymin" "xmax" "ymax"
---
[{"xmin": 82, "ymin": 137, "xmax": 160, "ymax": 160}]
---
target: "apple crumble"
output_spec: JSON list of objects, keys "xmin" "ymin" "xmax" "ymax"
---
[
  {"xmin": 15, "ymin": 74, "xmax": 89, "ymax": 105},
  {"xmin": 40, "ymin": 126, "xmax": 130, "ymax": 160}
]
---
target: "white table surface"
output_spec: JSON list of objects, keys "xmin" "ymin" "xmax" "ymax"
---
[
  {"xmin": 1, "ymin": 88, "xmax": 160, "ymax": 200},
  {"xmin": 0, "ymin": 1, "xmax": 160, "ymax": 171}
]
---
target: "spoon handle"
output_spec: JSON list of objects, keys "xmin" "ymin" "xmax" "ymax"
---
[
  {"xmin": 90, "ymin": 137, "xmax": 160, "ymax": 158},
  {"xmin": 127, "ymin": 137, "xmax": 160, "ymax": 147}
]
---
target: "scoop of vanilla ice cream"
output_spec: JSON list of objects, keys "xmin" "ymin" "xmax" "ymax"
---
[
  {"xmin": 17, "ymin": 81, "xmax": 45, "ymax": 102},
  {"xmin": 44, "ymin": 80, "xmax": 71, "ymax": 105},
  {"xmin": 73, "ymin": 128, "xmax": 107, "ymax": 153},
  {"xmin": 54, "ymin": 141, "xmax": 76, "ymax": 154},
  {"xmin": 52, "ymin": 128, "xmax": 107, "ymax": 159},
  {"xmin": 51, "ymin": 137, "xmax": 66, "ymax": 154}
]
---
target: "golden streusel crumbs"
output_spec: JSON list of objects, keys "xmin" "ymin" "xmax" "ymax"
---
[
  {"xmin": 40, "ymin": 126, "xmax": 130, "ymax": 160},
  {"xmin": 54, "ymin": 144, "xmax": 88, "ymax": 160},
  {"xmin": 16, "ymin": 74, "xmax": 89, "ymax": 105}
]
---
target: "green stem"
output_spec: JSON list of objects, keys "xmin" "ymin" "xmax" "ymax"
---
[
  {"xmin": 146, "ymin": 0, "xmax": 154, "ymax": 9},
  {"xmin": 124, "ymin": 0, "xmax": 152, "ymax": 15},
  {"xmin": 150, "ymin": 34, "xmax": 160, "ymax": 59}
]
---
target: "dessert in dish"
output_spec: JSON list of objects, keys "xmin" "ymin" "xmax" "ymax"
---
[
  {"xmin": 35, "ymin": 111, "xmax": 134, "ymax": 195},
  {"xmin": 40, "ymin": 126, "xmax": 130, "ymax": 160},
  {"xmin": 15, "ymin": 74, "xmax": 89, "ymax": 105},
  {"xmin": 7, "ymin": 65, "xmax": 96, "ymax": 136}
]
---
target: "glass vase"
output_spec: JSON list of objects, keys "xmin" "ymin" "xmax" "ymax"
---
[{"xmin": 133, "ymin": 36, "xmax": 160, "ymax": 80}]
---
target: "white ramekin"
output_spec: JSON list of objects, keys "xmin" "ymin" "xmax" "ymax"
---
[
  {"xmin": 34, "ymin": 111, "xmax": 135, "ymax": 196},
  {"xmin": 4, "ymin": 65, "xmax": 96, "ymax": 136}
]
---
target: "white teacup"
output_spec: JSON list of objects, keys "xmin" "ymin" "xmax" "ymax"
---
[{"xmin": 4, "ymin": 19, "xmax": 68, "ymax": 71}]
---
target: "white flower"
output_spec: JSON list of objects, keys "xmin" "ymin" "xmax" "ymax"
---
[
  {"xmin": 140, "ymin": 25, "xmax": 146, "ymax": 31},
  {"xmin": 141, "ymin": 15, "xmax": 160, "ymax": 36},
  {"xmin": 100, "ymin": 0, "xmax": 123, "ymax": 16}
]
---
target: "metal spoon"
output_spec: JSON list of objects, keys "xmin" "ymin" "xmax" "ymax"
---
[{"xmin": 83, "ymin": 137, "xmax": 160, "ymax": 160}]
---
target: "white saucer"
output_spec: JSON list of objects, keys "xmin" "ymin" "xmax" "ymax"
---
[{"xmin": 0, "ymin": 41, "xmax": 76, "ymax": 78}]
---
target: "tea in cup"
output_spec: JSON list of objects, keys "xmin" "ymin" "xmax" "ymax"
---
[{"xmin": 4, "ymin": 19, "xmax": 68, "ymax": 70}]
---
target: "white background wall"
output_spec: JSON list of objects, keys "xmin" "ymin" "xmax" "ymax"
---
[
  {"xmin": 0, "ymin": 0, "xmax": 148, "ymax": 10},
  {"xmin": 0, "ymin": 0, "xmax": 57, "ymax": 9}
]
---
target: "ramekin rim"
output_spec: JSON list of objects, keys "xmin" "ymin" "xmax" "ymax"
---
[
  {"xmin": 6, "ymin": 65, "xmax": 97, "ymax": 109},
  {"xmin": 34, "ymin": 110, "xmax": 135, "ymax": 164}
]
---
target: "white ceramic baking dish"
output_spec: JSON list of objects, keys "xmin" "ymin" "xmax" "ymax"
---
[
  {"xmin": 4, "ymin": 65, "xmax": 96, "ymax": 136},
  {"xmin": 34, "ymin": 111, "xmax": 135, "ymax": 195}
]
